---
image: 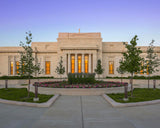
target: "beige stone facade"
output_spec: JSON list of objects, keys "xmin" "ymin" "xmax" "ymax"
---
[{"xmin": 0, "ymin": 32, "xmax": 160, "ymax": 78}]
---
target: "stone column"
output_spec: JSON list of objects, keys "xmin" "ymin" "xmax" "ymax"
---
[
  {"xmin": 75, "ymin": 53, "xmax": 77, "ymax": 73},
  {"xmin": 93, "ymin": 53, "xmax": 97, "ymax": 73},
  {"xmin": 89, "ymin": 54, "xmax": 91, "ymax": 73},
  {"xmin": 82, "ymin": 54, "xmax": 84, "ymax": 73},
  {"xmin": 65, "ymin": 54, "xmax": 67, "ymax": 75},
  {"xmin": 13, "ymin": 56, "xmax": 16, "ymax": 76},
  {"xmin": 42, "ymin": 56, "xmax": 45, "ymax": 75},
  {"xmin": 68, "ymin": 53, "xmax": 70, "ymax": 73}
]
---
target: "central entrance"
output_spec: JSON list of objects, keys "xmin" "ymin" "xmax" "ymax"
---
[{"xmin": 70, "ymin": 54, "xmax": 90, "ymax": 73}]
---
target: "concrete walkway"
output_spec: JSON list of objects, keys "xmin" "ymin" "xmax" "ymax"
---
[{"xmin": 0, "ymin": 96, "xmax": 160, "ymax": 128}]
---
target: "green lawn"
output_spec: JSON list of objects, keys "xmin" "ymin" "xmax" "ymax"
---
[
  {"xmin": 0, "ymin": 88, "xmax": 53, "ymax": 103},
  {"xmin": 108, "ymin": 88, "xmax": 160, "ymax": 103},
  {"xmin": 20, "ymin": 84, "xmax": 28, "ymax": 86}
]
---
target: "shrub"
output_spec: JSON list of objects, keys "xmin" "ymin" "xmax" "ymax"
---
[
  {"xmin": 67, "ymin": 73, "xmax": 95, "ymax": 84},
  {"xmin": 0, "ymin": 76, "xmax": 54, "ymax": 79},
  {"xmin": 106, "ymin": 75, "xmax": 160, "ymax": 79}
]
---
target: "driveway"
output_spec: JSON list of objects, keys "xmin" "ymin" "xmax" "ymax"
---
[{"xmin": 0, "ymin": 96, "xmax": 160, "ymax": 128}]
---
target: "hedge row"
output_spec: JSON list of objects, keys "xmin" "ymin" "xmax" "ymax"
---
[
  {"xmin": 106, "ymin": 75, "xmax": 160, "ymax": 79},
  {"xmin": 0, "ymin": 76, "xmax": 54, "ymax": 80},
  {"xmin": 68, "ymin": 73, "xmax": 96, "ymax": 84}
]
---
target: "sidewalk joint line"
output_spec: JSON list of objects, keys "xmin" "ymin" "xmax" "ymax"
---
[{"xmin": 80, "ymin": 96, "xmax": 84, "ymax": 128}]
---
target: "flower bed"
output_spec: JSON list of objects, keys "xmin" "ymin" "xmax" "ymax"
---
[{"xmin": 33, "ymin": 81, "xmax": 128, "ymax": 88}]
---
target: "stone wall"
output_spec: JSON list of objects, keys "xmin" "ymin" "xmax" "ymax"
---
[{"xmin": 0, "ymin": 79, "xmax": 159, "ymax": 87}]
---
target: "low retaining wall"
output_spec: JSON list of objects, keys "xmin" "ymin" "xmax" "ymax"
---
[
  {"xmin": 30, "ymin": 85, "xmax": 131, "ymax": 95},
  {"xmin": 104, "ymin": 79, "xmax": 160, "ymax": 86},
  {"xmin": 0, "ymin": 79, "xmax": 159, "ymax": 87}
]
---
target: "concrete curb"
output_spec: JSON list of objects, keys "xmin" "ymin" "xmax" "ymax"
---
[
  {"xmin": 0, "ymin": 94, "xmax": 59, "ymax": 108},
  {"xmin": 102, "ymin": 94, "xmax": 160, "ymax": 107}
]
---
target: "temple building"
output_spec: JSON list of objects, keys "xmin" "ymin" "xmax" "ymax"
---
[{"xmin": 0, "ymin": 32, "xmax": 160, "ymax": 77}]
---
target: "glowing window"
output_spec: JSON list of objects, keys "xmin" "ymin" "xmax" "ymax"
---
[
  {"xmin": 71, "ymin": 55, "xmax": 75, "ymax": 73},
  {"xmin": 16, "ymin": 61, "xmax": 19, "ymax": 74},
  {"xmin": 45, "ymin": 61, "xmax": 50, "ymax": 74},
  {"xmin": 109, "ymin": 61, "xmax": 114, "ymax": 74},
  {"xmin": 85, "ymin": 55, "xmax": 88, "ymax": 73},
  {"xmin": 78, "ymin": 55, "xmax": 82, "ymax": 73},
  {"xmin": 10, "ymin": 62, "xmax": 13, "ymax": 75}
]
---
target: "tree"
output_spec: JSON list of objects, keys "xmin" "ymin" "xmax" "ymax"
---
[
  {"xmin": 120, "ymin": 35, "xmax": 143, "ymax": 97},
  {"xmin": 34, "ymin": 55, "xmax": 44, "ymax": 81},
  {"xmin": 55, "ymin": 56, "xmax": 65, "ymax": 80},
  {"xmin": 145, "ymin": 40, "xmax": 160, "ymax": 89},
  {"xmin": 117, "ymin": 59, "xmax": 126, "ymax": 83},
  {"xmin": 94, "ymin": 59, "xmax": 104, "ymax": 79},
  {"xmin": 18, "ymin": 31, "xmax": 40, "ymax": 97}
]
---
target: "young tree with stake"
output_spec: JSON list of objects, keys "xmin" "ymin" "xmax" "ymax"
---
[
  {"xmin": 94, "ymin": 59, "xmax": 104, "ymax": 79},
  {"xmin": 120, "ymin": 35, "xmax": 143, "ymax": 97},
  {"xmin": 18, "ymin": 31, "xmax": 41, "ymax": 98},
  {"xmin": 55, "ymin": 56, "xmax": 65, "ymax": 80},
  {"xmin": 145, "ymin": 40, "xmax": 160, "ymax": 89}
]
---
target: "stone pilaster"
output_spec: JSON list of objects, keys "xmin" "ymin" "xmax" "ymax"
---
[
  {"xmin": 75, "ymin": 53, "xmax": 77, "ymax": 73},
  {"xmin": 42, "ymin": 56, "xmax": 45, "ymax": 75},
  {"xmin": 89, "ymin": 54, "xmax": 91, "ymax": 73},
  {"xmin": 13, "ymin": 56, "xmax": 16, "ymax": 76},
  {"xmin": 68, "ymin": 53, "xmax": 70, "ymax": 73},
  {"xmin": 93, "ymin": 53, "xmax": 97, "ymax": 74},
  {"xmin": 82, "ymin": 54, "xmax": 84, "ymax": 73}
]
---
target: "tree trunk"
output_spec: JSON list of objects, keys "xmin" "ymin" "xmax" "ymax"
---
[
  {"xmin": 61, "ymin": 74, "xmax": 62, "ymax": 81},
  {"xmin": 35, "ymin": 84, "xmax": 38, "ymax": 98},
  {"xmin": 131, "ymin": 73, "xmax": 133, "ymax": 97},
  {"xmin": 124, "ymin": 84, "xmax": 128, "ymax": 99},
  {"xmin": 153, "ymin": 79, "xmax": 156, "ymax": 89},
  {"xmin": 121, "ymin": 74, "xmax": 122, "ymax": 83},
  {"xmin": 5, "ymin": 79, "xmax": 8, "ymax": 89},
  {"xmin": 148, "ymin": 74, "xmax": 150, "ymax": 89},
  {"xmin": 27, "ymin": 78, "xmax": 30, "ymax": 98}
]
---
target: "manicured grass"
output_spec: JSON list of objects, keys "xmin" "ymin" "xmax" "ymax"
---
[
  {"xmin": 20, "ymin": 84, "xmax": 28, "ymax": 86},
  {"xmin": 108, "ymin": 88, "xmax": 160, "ymax": 103},
  {"xmin": 0, "ymin": 88, "xmax": 53, "ymax": 103}
]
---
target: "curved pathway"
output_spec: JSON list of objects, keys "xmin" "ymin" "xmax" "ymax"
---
[{"xmin": 0, "ymin": 96, "xmax": 160, "ymax": 128}]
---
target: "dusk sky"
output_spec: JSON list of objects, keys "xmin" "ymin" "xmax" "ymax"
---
[{"xmin": 0, "ymin": 0, "xmax": 160, "ymax": 46}]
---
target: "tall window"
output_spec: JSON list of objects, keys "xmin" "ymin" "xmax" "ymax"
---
[
  {"xmin": 45, "ymin": 61, "xmax": 50, "ymax": 74},
  {"xmin": 78, "ymin": 55, "xmax": 82, "ymax": 73},
  {"xmin": 16, "ymin": 61, "xmax": 19, "ymax": 74},
  {"xmin": 71, "ymin": 55, "xmax": 75, "ymax": 73},
  {"xmin": 109, "ymin": 61, "xmax": 114, "ymax": 74},
  {"xmin": 85, "ymin": 55, "xmax": 89, "ymax": 73},
  {"xmin": 10, "ymin": 62, "xmax": 13, "ymax": 75}
]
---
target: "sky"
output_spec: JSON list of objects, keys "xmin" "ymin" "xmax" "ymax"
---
[{"xmin": 0, "ymin": 0, "xmax": 160, "ymax": 46}]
